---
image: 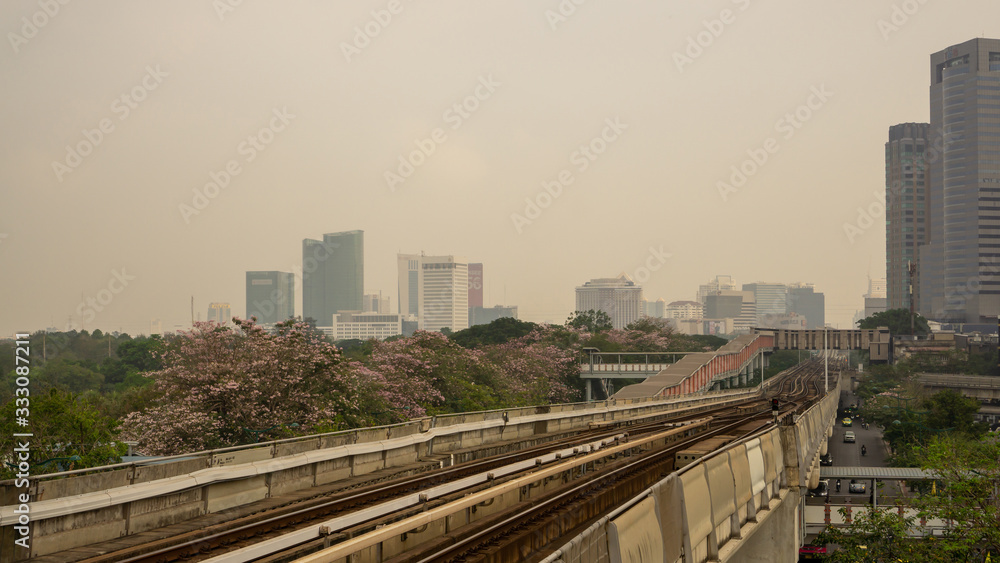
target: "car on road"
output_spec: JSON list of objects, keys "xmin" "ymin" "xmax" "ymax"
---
[
  {"xmin": 842, "ymin": 417, "xmax": 853, "ymax": 427},
  {"xmin": 820, "ymin": 453, "xmax": 833, "ymax": 466},
  {"xmin": 808, "ymin": 479, "xmax": 829, "ymax": 497},
  {"xmin": 843, "ymin": 431, "xmax": 856, "ymax": 443},
  {"xmin": 849, "ymin": 480, "xmax": 866, "ymax": 494}
]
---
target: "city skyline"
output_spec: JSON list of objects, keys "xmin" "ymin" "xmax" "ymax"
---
[{"xmin": 2, "ymin": 3, "xmax": 998, "ymax": 336}]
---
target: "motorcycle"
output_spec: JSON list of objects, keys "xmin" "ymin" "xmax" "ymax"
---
[
  {"xmin": 836, "ymin": 479, "xmax": 841, "ymax": 492},
  {"xmin": 861, "ymin": 445, "xmax": 867, "ymax": 456}
]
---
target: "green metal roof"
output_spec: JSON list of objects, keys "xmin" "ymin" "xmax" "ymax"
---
[{"xmin": 819, "ymin": 466, "xmax": 938, "ymax": 479}]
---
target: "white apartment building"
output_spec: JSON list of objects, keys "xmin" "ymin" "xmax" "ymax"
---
[
  {"xmin": 575, "ymin": 274, "xmax": 643, "ymax": 329},
  {"xmin": 397, "ymin": 253, "xmax": 469, "ymax": 332}
]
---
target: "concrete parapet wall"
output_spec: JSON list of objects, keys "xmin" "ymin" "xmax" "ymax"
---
[
  {"xmin": 542, "ymin": 385, "xmax": 839, "ymax": 563},
  {"xmin": 0, "ymin": 391, "xmax": 759, "ymax": 561}
]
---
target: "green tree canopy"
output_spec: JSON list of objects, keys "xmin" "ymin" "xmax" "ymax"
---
[
  {"xmin": 0, "ymin": 389, "xmax": 125, "ymax": 479},
  {"xmin": 856, "ymin": 308, "xmax": 929, "ymax": 336},
  {"xmin": 565, "ymin": 310, "xmax": 613, "ymax": 333},
  {"xmin": 449, "ymin": 317, "xmax": 539, "ymax": 348},
  {"xmin": 915, "ymin": 434, "xmax": 1000, "ymax": 558}
]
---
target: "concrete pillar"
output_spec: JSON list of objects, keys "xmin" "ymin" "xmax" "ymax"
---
[{"xmin": 586, "ymin": 379, "xmax": 592, "ymax": 402}]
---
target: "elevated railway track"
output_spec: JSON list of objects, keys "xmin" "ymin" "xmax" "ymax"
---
[{"xmin": 65, "ymin": 360, "xmax": 828, "ymax": 563}]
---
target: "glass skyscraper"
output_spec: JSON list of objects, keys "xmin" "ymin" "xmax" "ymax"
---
[
  {"xmin": 246, "ymin": 271, "xmax": 295, "ymax": 325},
  {"xmin": 302, "ymin": 230, "xmax": 364, "ymax": 327}
]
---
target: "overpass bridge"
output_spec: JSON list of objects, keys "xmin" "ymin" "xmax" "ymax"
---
[
  {"xmin": 1, "ymin": 365, "xmax": 841, "ymax": 563},
  {"xmin": 916, "ymin": 373, "xmax": 1000, "ymax": 426},
  {"xmin": 604, "ymin": 328, "xmax": 890, "ymax": 401}
]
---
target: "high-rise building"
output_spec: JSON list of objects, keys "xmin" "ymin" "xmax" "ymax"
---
[
  {"xmin": 398, "ymin": 254, "xmax": 421, "ymax": 318},
  {"xmin": 302, "ymin": 230, "xmax": 364, "ymax": 327},
  {"xmin": 643, "ymin": 298, "xmax": 666, "ymax": 318},
  {"xmin": 665, "ymin": 300, "xmax": 702, "ymax": 319},
  {"xmin": 742, "ymin": 282, "xmax": 788, "ymax": 321},
  {"xmin": 696, "ymin": 275, "xmax": 737, "ymax": 304},
  {"xmin": 704, "ymin": 290, "xmax": 756, "ymax": 333},
  {"xmin": 468, "ymin": 263, "xmax": 484, "ymax": 308},
  {"xmin": 886, "ymin": 123, "xmax": 930, "ymax": 311},
  {"xmin": 363, "ymin": 292, "xmax": 391, "ymax": 314},
  {"xmin": 207, "ymin": 302, "xmax": 231, "ymax": 325},
  {"xmin": 786, "ymin": 283, "xmax": 825, "ymax": 328},
  {"xmin": 396, "ymin": 253, "xmax": 469, "ymax": 332},
  {"xmin": 246, "ymin": 271, "xmax": 295, "ymax": 325},
  {"xmin": 867, "ymin": 278, "xmax": 887, "ymax": 299},
  {"xmin": 864, "ymin": 277, "xmax": 888, "ymax": 319},
  {"xmin": 575, "ymin": 274, "xmax": 643, "ymax": 329},
  {"xmin": 920, "ymin": 38, "xmax": 1000, "ymax": 324}
]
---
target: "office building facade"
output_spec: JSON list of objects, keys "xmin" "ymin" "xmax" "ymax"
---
[
  {"xmin": 246, "ymin": 271, "xmax": 295, "ymax": 325},
  {"xmin": 696, "ymin": 275, "xmax": 736, "ymax": 304},
  {"xmin": 786, "ymin": 283, "xmax": 825, "ymax": 328},
  {"xmin": 302, "ymin": 230, "xmax": 364, "ymax": 327},
  {"xmin": 330, "ymin": 312, "xmax": 402, "ymax": 341},
  {"xmin": 886, "ymin": 123, "xmax": 930, "ymax": 311},
  {"xmin": 665, "ymin": 300, "xmax": 703, "ymax": 319},
  {"xmin": 363, "ymin": 292, "xmax": 391, "ymax": 314},
  {"xmin": 742, "ymin": 282, "xmax": 788, "ymax": 321},
  {"xmin": 397, "ymin": 253, "xmax": 470, "ymax": 332},
  {"xmin": 207, "ymin": 302, "xmax": 231, "ymax": 325},
  {"xmin": 920, "ymin": 38, "xmax": 1000, "ymax": 324},
  {"xmin": 468, "ymin": 263, "xmax": 484, "ymax": 308},
  {"xmin": 575, "ymin": 274, "xmax": 643, "ymax": 329}
]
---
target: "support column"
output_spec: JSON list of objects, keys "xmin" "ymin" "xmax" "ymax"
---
[{"xmin": 586, "ymin": 379, "xmax": 593, "ymax": 402}]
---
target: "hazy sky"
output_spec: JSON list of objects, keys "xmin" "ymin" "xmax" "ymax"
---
[{"xmin": 1, "ymin": 1, "xmax": 997, "ymax": 336}]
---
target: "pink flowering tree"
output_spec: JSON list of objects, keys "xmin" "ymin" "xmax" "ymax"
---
[
  {"xmin": 122, "ymin": 319, "xmax": 359, "ymax": 455},
  {"xmin": 363, "ymin": 331, "xmax": 507, "ymax": 414},
  {"xmin": 479, "ymin": 330, "xmax": 581, "ymax": 405}
]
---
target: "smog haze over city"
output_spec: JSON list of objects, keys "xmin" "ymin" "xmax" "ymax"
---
[{"xmin": 1, "ymin": 1, "xmax": 997, "ymax": 336}]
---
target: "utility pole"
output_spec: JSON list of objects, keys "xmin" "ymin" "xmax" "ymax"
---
[
  {"xmin": 824, "ymin": 327, "xmax": 829, "ymax": 393},
  {"xmin": 908, "ymin": 261, "xmax": 917, "ymax": 336}
]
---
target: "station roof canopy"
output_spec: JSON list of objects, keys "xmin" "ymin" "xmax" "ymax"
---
[{"xmin": 820, "ymin": 466, "xmax": 938, "ymax": 480}]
